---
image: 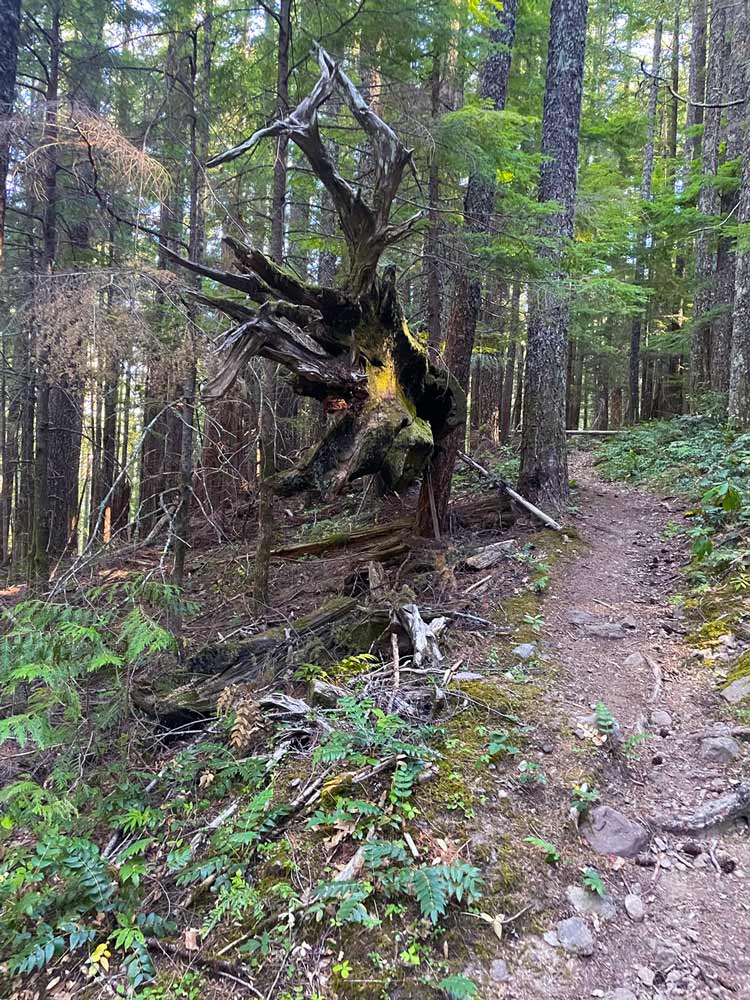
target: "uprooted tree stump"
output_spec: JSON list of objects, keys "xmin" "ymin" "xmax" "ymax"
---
[
  {"xmin": 165, "ymin": 46, "xmax": 465, "ymax": 501},
  {"xmin": 131, "ymin": 594, "xmax": 448, "ymax": 721}
]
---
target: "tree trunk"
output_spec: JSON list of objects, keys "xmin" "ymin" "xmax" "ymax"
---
[
  {"xmin": 727, "ymin": 1, "xmax": 750, "ymax": 427},
  {"xmin": 253, "ymin": 0, "xmax": 290, "ymax": 608},
  {"xmin": 518, "ymin": 0, "xmax": 587, "ymax": 506},
  {"xmin": 31, "ymin": 2, "xmax": 62, "ymax": 587},
  {"xmin": 0, "ymin": 0, "xmax": 21, "ymax": 270},
  {"xmin": 174, "ymin": 10, "xmax": 212, "ymax": 588},
  {"xmin": 711, "ymin": 4, "xmax": 745, "ymax": 396},
  {"xmin": 500, "ymin": 285, "xmax": 520, "ymax": 443},
  {"xmin": 416, "ymin": 0, "xmax": 518, "ymax": 535},
  {"xmin": 425, "ymin": 54, "xmax": 443, "ymax": 351},
  {"xmin": 139, "ymin": 33, "xmax": 184, "ymax": 538},
  {"xmin": 690, "ymin": 2, "xmax": 727, "ymax": 397},
  {"xmin": 686, "ymin": 0, "xmax": 707, "ymax": 164},
  {"xmin": 48, "ymin": 383, "xmax": 83, "ymax": 557},
  {"xmin": 512, "ymin": 344, "xmax": 524, "ymax": 432},
  {"xmin": 627, "ymin": 20, "xmax": 661, "ymax": 424}
]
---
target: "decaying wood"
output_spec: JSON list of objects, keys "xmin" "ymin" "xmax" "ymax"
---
[
  {"xmin": 272, "ymin": 517, "xmax": 411, "ymax": 558},
  {"xmin": 131, "ymin": 596, "xmax": 360, "ymax": 718},
  {"xmin": 657, "ymin": 782, "xmax": 750, "ymax": 833},
  {"xmin": 458, "ymin": 451, "xmax": 563, "ymax": 531},
  {"xmin": 398, "ymin": 603, "xmax": 446, "ymax": 667},
  {"xmin": 462, "ymin": 539, "xmax": 517, "ymax": 571},
  {"xmin": 167, "ymin": 46, "xmax": 465, "ymax": 501},
  {"xmin": 132, "ymin": 593, "xmax": 451, "ymax": 719}
]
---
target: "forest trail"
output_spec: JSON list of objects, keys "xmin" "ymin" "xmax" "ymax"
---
[{"xmin": 502, "ymin": 454, "xmax": 750, "ymax": 1000}]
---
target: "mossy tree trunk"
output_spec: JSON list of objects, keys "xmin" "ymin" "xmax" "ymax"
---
[{"xmin": 165, "ymin": 48, "xmax": 465, "ymax": 502}]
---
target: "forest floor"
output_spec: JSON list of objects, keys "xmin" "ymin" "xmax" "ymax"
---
[
  {"xmin": 491, "ymin": 451, "xmax": 750, "ymax": 1000},
  {"xmin": 5, "ymin": 444, "xmax": 750, "ymax": 1000}
]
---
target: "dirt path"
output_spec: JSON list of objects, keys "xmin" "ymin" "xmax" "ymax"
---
[{"xmin": 502, "ymin": 454, "xmax": 750, "ymax": 1000}]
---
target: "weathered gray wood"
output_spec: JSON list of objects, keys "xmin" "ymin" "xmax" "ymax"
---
[{"xmin": 658, "ymin": 782, "xmax": 750, "ymax": 833}]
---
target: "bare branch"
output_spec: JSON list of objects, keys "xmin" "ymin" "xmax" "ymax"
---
[{"xmin": 639, "ymin": 58, "xmax": 745, "ymax": 109}]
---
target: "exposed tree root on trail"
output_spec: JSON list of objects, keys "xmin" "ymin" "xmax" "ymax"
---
[{"xmin": 657, "ymin": 782, "xmax": 750, "ymax": 834}]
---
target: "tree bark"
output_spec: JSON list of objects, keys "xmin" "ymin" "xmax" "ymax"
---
[
  {"xmin": 500, "ymin": 284, "xmax": 520, "ymax": 443},
  {"xmin": 416, "ymin": 0, "xmax": 518, "ymax": 534},
  {"xmin": 0, "ymin": 0, "xmax": 21, "ymax": 270},
  {"xmin": 727, "ymin": 1, "xmax": 750, "ymax": 427},
  {"xmin": 31, "ymin": 1, "xmax": 62, "ymax": 587},
  {"xmin": 518, "ymin": 0, "xmax": 587, "ymax": 506},
  {"xmin": 686, "ymin": 0, "xmax": 708, "ymax": 164},
  {"xmin": 425, "ymin": 54, "xmax": 444, "ymax": 351},
  {"xmin": 690, "ymin": 2, "xmax": 727, "ymax": 397},
  {"xmin": 627, "ymin": 20, "xmax": 661, "ymax": 424},
  {"xmin": 711, "ymin": 3, "xmax": 744, "ymax": 396},
  {"xmin": 253, "ymin": 0, "xmax": 290, "ymax": 609},
  {"xmin": 174, "ymin": 10, "xmax": 212, "ymax": 588}
]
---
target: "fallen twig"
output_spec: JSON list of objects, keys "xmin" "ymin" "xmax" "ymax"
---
[{"xmin": 147, "ymin": 938, "xmax": 263, "ymax": 997}]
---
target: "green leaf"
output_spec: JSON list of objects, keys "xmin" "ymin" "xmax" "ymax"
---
[
  {"xmin": 581, "ymin": 867, "xmax": 606, "ymax": 897},
  {"xmin": 438, "ymin": 974, "xmax": 479, "ymax": 999},
  {"xmin": 410, "ymin": 867, "xmax": 449, "ymax": 923},
  {"xmin": 524, "ymin": 835, "xmax": 561, "ymax": 865}
]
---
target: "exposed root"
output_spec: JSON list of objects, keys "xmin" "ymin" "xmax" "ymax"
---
[{"xmin": 657, "ymin": 782, "xmax": 750, "ymax": 834}]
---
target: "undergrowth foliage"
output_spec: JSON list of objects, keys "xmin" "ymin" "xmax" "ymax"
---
[
  {"xmin": 0, "ymin": 580, "xmax": 191, "ymax": 984},
  {"xmin": 0, "ymin": 596, "xmax": 490, "ymax": 997}
]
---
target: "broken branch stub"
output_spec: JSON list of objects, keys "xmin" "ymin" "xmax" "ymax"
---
[{"xmin": 167, "ymin": 46, "xmax": 465, "ymax": 500}]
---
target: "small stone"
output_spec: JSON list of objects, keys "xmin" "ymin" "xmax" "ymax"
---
[
  {"xmin": 489, "ymin": 958, "xmax": 510, "ymax": 983},
  {"xmin": 585, "ymin": 622, "xmax": 629, "ymax": 640},
  {"xmin": 721, "ymin": 676, "xmax": 750, "ymax": 704},
  {"xmin": 525, "ymin": 936, "xmax": 560, "ymax": 968},
  {"xmin": 453, "ymin": 671, "xmax": 485, "ymax": 682},
  {"xmin": 651, "ymin": 709, "xmax": 672, "ymax": 728},
  {"xmin": 567, "ymin": 609, "xmax": 599, "ymax": 625},
  {"xmin": 566, "ymin": 885, "xmax": 617, "ymax": 921},
  {"xmin": 512, "ymin": 643, "xmax": 537, "ymax": 660},
  {"xmin": 604, "ymin": 992, "xmax": 637, "ymax": 1000},
  {"xmin": 636, "ymin": 965, "xmax": 656, "ymax": 987},
  {"xmin": 700, "ymin": 736, "xmax": 741, "ymax": 764},
  {"xmin": 309, "ymin": 678, "xmax": 350, "ymax": 707},
  {"xmin": 556, "ymin": 917, "xmax": 594, "ymax": 957},
  {"xmin": 624, "ymin": 651, "xmax": 648, "ymax": 669},
  {"xmin": 581, "ymin": 805, "xmax": 650, "ymax": 858},
  {"xmin": 624, "ymin": 894, "xmax": 645, "ymax": 922}
]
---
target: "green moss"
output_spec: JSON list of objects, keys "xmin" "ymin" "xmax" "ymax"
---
[
  {"xmin": 724, "ymin": 650, "xmax": 750, "ymax": 686},
  {"xmin": 687, "ymin": 616, "xmax": 737, "ymax": 649},
  {"xmin": 492, "ymin": 590, "xmax": 542, "ymax": 635}
]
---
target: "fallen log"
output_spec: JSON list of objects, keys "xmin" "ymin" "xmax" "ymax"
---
[
  {"xmin": 131, "ymin": 596, "xmax": 364, "ymax": 719},
  {"xmin": 566, "ymin": 429, "xmax": 624, "ymax": 436},
  {"xmin": 457, "ymin": 451, "xmax": 562, "ymax": 531},
  {"xmin": 449, "ymin": 491, "xmax": 516, "ymax": 530},
  {"xmin": 272, "ymin": 517, "xmax": 411, "ymax": 558}
]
